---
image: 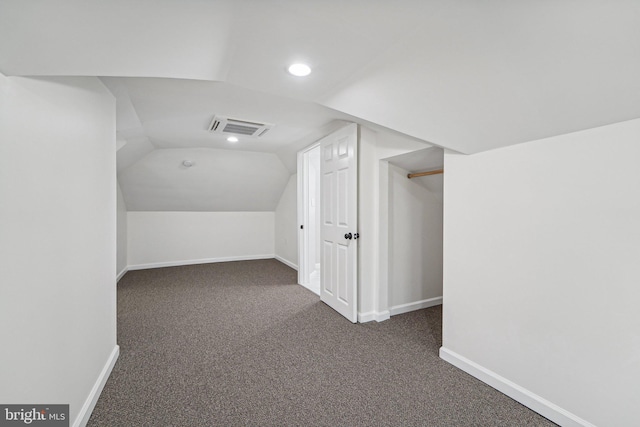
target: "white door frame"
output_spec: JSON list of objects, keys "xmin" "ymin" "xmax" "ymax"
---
[{"xmin": 297, "ymin": 142, "xmax": 321, "ymax": 287}]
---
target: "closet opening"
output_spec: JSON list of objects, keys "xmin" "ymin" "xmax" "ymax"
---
[
  {"xmin": 379, "ymin": 147, "xmax": 444, "ymax": 318},
  {"xmin": 297, "ymin": 143, "xmax": 321, "ymax": 295}
]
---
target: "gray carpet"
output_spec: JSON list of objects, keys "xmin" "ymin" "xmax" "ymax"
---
[{"xmin": 89, "ymin": 259, "xmax": 555, "ymax": 426}]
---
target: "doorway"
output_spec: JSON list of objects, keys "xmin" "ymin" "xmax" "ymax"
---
[
  {"xmin": 297, "ymin": 143, "xmax": 321, "ymax": 295},
  {"xmin": 298, "ymin": 124, "xmax": 359, "ymax": 322},
  {"xmin": 378, "ymin": 147, "xmax": 444, "ymax": 318}
]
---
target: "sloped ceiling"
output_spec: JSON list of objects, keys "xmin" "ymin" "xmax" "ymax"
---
[
  {"xmin": 113, "ymin": 78, "xmax": 349, "ymax": 153},
  {"xmin": 119, "ymin": 148, "xmax": 290, "ymax": 211},
  {"xmin": 2, "ymin": 0, "xmax": 639, "ymax": 210},
  {"xmin": 2, "ymin": 0, "xmax": 639, "ymax": 154},
  {"xmin": 387, "ymin": 148, "xmax": 444, "ymax": 178},
  {"xmin": 103, "ymin": 77, "xmax": 360, "ymax": 211},
  {"xmin": 321, "ymin": 1, "xmax": 640, "ymax": 152},
  {"xmin": 0, "ymin": 0, "xmax": 235, "ymax": 80}
]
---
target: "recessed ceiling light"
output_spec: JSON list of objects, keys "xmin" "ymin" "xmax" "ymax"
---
[
  {"xmin": 182, "ymin": 160, "xmax": 194, "ymax": 167},
  {"xmin": 227, "ymin": 136, "xmax": 239, "ymax": 143},
  {"xmin": 288, "ymin": 63, "xmax": 312, "ymax": 77}
]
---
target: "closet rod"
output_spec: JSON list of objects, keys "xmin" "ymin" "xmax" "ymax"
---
[{"xmin": 407, "ymin": 168, "xmax": 444, "ymax": 179}]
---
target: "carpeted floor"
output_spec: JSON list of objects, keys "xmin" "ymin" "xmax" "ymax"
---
[{"xmin": 89, "ymin": 259, "xmax": 555, "ymax": 426}]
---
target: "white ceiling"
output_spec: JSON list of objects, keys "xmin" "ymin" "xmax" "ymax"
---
[
  {"xmin": 3, "ymin": 0, "xmax": 639, "ymax": 153},
  {"xmin": 0, "ymin": 0, "xmax": 235, "ymax": 80},
  {"xmin": 118, "ymin": 148, "xmax": 291, "ymax": 211},
  {"xmin": 110, "ymin": 77, "xmax": 350, "ymax": 153},
  {"xmin": 387, "ymin": 148, "xmax": 444, "ymax": 176},
  {"xmin": 2, "ymin": 0, "xmax": 639, "ymax": 210}
]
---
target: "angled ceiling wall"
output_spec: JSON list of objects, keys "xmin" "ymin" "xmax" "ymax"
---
[
  {"xmin": 2, "ymin": 0, "xmax": 640, "ymax": 211},
  {"xmin": 0, "ymin": 0, "xmax": 235, "ymax": 80},
  {"xmin": 119, "ymin": 148, "xmax": 290, "ymax": 212},
  {"xmin": 107, "ymin": 77, "xmax": 359, "ymax": 211},
  {"xmin": 2, "ymin": 0, "xmax": 639, "ymax": 155}
]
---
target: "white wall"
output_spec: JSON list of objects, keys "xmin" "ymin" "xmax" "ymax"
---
[
  {"xmin": 119, "ymin": 148, "xmax": 290, "ymax": 212},
  {"xmin": 0, "ymin": 75, "xmax": 118, "ymax": 426},
  {"xmin": 116, "ymin": 182, "xmax": 128, "ymax": 278},
  {"xmin": 274, "ymin": 174, "xmax": 298, "ymax": 269},
  {"xmin": 441, "ymin": 119, "xmax": 640, "ymax": 426},
  {"xmin": 358, "ymin": 127, "xmax": 431, "ymax": 321},
  {"xmin": 128, "ymin": 211, "xmax": 275, "ymax": 268},
  {"xmin": 309, "ymin": 147, "xmax": 321, "ymax": 268},
  {"xmin": 388, "ymin": 164, "xmax": 443, "ymax": 313}
]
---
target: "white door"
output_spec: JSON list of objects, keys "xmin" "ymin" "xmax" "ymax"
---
[{"xmin": 320, "ymin": 123, "xmax": 358, "ymax": 322}]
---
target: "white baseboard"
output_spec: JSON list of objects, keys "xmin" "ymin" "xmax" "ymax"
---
[
  {"xmin": 116, "ymin": 267, "xmax": 128, "ymax": 282},
  {"xmin": 127, "ymin": 254, "xmax": 275, "ymax": 271},
  {"xmin": 389, "ymin": 296, "xmax": 443, "ymax": 316},
  {"xmin": 358, "ymin": 310, "xmax": 390, "ymax": 323},
  {"xmin": 439, "ymin": 347, "xmax": 595, "ymax": 427},
  {"xmin": 275, "ymin": 255, "xmax": 298, "ymax": 271},
  {"xmin": 358, "ymin": 312, "xmax": 376, "ymax": 322},
  {"xmin": 74, "ymin": 345, "xmax": 120, "ymax": 427}
]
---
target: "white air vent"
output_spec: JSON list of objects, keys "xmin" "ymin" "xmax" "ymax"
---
[{"xmin": 208, "ymin": 115, "xmax": 273, "ymax": 137}]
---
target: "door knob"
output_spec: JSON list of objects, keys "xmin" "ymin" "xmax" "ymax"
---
[{"xmin": 344, "ymin": 233, "xmax": 352, "ymax": 240}]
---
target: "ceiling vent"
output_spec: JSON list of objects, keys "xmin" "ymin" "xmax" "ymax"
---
[{"xmin": 208, "ymin": 115, "xmax": 273, "ymax": 137}]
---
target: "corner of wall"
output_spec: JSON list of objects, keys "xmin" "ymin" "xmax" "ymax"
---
[{"xmin": 274, "ymin": 174, "xmax": 298, "ymax": 269}]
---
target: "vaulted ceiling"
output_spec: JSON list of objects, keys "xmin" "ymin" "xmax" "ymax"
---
[{"xmin": 2, "ymin": 0, "xmax": 639, "ymax": 210}]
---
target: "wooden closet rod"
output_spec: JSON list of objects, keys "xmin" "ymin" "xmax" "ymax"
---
[{"xmin": 407, "ymin": 168, "xmax": 444, "ymax": 179}]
